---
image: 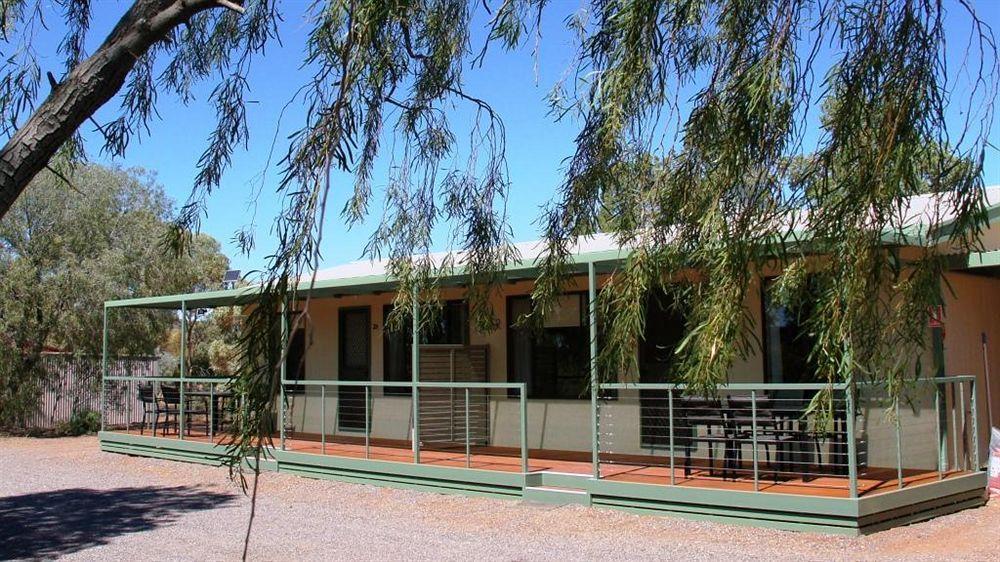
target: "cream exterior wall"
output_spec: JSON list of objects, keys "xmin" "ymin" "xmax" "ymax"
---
[
  {"xmin": 285, "ymin": 276, "xmax": 765, "ymax": 454},
  {"xmin": 282, "ymin": 266, "xmax": 998, "ymax": 465}
]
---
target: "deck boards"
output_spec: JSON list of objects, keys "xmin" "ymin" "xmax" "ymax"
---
[{"xmin": 111, "ymin": 430, "xmax": 964, "ymax": 499}]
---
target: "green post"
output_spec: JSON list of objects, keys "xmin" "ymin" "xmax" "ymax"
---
[
  {"xmin": 465, "ymin": 387, "xmax": 471, "ymax": 468},
  {"xmin": 959, "ymin": 382, "xmax": 967, "ymax": 470},
  {"xmin": 895, "ymin": 400, "xmax": 903, "ymax": 489},
  {"xmin": 412, "ymin": 291, "xmax": 421, "ymax": 464},
  {"xmin": 179, "ymin": 300, "xmax": 186, "ymax": 440},
  {"xmin": 668, "ymin": 388, "xmax": 675, "ymax": 485},
  {"xmin": 751, "ymin": 389, "xmax": 759, "ymax": 491},
  {"xmin": 365, "ymin": 385, "xmax": 371, "ymax": 459},
  {"xmin": 101, "ymin": 306, "xmax": 108, "ymax": 432},
  {"xmin": 589, "ymin": 261, "xmax": 599, "ymax": 479},
  {"xmin": 280, "ymin": 298, "xmax": 287, "ymax": 451},
  {"xmin": 935, "ymin": 384, "xmax": 943, "ymax": 480},
  {"xmin": 209, "ymin": 384, "xmax": 215, "ymax": 442},
  {"xmin": 520, "ymin": 383, "xmax": 528, "ymax": 473},
  {"xmin": 845, "ymin": 385, "xmax": 858, "ymax": 498},
  {"xmin": 321, "ymin": 385, "xmax": 326, "ymax": 455},
  {"xmin": 970, "ymin": 378, "xmax": 980, "ymax": 469}
]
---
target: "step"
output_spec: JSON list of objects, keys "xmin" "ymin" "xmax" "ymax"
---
[{"xmin": 523, "ymin": 485, "xmax": 591, "ymax": 506}]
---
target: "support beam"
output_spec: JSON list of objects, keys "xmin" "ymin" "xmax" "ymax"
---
[
  {"xmin": 179, "ymin": 300, "xmax": 186, "ymax": 440},
  {"xmin": 280, "ymin": 298, "xmax": 288, "ymax": 450},
  {"xmin": 412, "ymin": 290, "xmax": 421, "ymax": 464},
  {"xmin": 101, "ymin": 306, "xmax": 108, "ymax": 432},
  {"xmin": 589, "ymin": 261, "xmax": 599, "ymax": 479}
]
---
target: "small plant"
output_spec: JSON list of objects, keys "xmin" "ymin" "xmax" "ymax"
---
[{"xmin": 57, "ymin": 409, "xmax": 101, "ymax": 436}]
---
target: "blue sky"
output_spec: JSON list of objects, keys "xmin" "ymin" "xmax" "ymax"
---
[{"xmin": 30, "ymin": 1, "xmax": 1000, "ymax": 274}]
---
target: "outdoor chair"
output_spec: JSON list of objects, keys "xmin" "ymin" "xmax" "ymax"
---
[
  {"xmin": 159, "ymin": 383, "xmax": 211, "ymax": 437},
  {"xmin": 724, "ymin": 395, "xmax": 799, "ymax": 482},
  {"xmin": 137, "ymin": 384, "xmax": 161, "ymax": 436},
  {"xmin": 676, "ymin": 396, "xmax": 735, "ymax": 479}
]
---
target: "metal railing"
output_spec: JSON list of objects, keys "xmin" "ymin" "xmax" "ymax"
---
[
  {"xmin": 280, "ymin": 380, "xmax": 529, "ymax": 472},
  {"xmin": 596, "ymin": 376, "xmax": 979, "ymax": 497},
  {"xmin": 102, "ymin": 375, "xmax": 238, "ymax": 440}
]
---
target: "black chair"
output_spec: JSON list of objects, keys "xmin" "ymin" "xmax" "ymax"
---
[
  {"xmin": 137, "ymin": 385, "xmax": 161, "ymax": 435},
  {"xmin": 160, "ymin": 384, "xmax": 181, "ymax": 435},
  {"xmin": 725, "ymin": 394, "xmax": 798, "ymax": 482},
  {"xmin": 160, "ymin": 383, "xmax": 211, "ymax": 437},
  {"xmin": 676, "ymin": 396, "xmax": 733, "ymax": 478}
]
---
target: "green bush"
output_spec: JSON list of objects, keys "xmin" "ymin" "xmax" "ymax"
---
[{"xmin": 57, "ymin": 409, "xmax": 101, "ymax": 436}]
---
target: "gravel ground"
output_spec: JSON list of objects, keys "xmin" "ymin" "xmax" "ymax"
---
[{"xmin": 1, "ymin": 436, "xmax": 997, "ymax": 561}]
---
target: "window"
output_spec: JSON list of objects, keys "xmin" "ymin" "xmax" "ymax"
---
[
  {"xmin": 507, "ymin": 294, "xmax": 590, "ymax": 400},
  {"xmin": 762, "ymin": 278, "xmax": 819, "ymax": 383},
  {"xmin": 285, "ymin": 318, "xmax": 307, "ymax": 393},
  {"xmin": 383, "ymin": 300, "xmax": 469, "ymax": 395}
]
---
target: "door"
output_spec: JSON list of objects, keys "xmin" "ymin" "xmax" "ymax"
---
[
  {"xmin": 338, "ymin": 307, "xmax": 371, "ymax": 431},
  {"xmin": 639, "ymin": 290, "xmax": 686, "ymax": 448}
]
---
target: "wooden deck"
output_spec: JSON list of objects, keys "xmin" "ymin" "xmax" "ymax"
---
[{"xmin": 113, "ymin": 429, "xmax": 964, "ymax": 499}]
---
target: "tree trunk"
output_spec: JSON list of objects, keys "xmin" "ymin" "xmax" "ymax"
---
[{"xmin": 0, "ymin": 0, "xmax": 227, "ymax": 219}]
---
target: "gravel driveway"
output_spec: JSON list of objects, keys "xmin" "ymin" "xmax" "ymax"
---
[{"xmin": 1, "ymin": 436, "xmax": 997, "ymax": 561}]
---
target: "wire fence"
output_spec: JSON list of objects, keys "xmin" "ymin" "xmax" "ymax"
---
[{"xmin": 597, "ymin": 377, "xmax": 978, "ymax": 495}]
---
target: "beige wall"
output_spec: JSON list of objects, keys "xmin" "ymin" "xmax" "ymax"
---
[
  {"xmin": 941, "ymin": 271, "xmax": 1000, "ymax": 463},
  {"xmin": 285, "ymin": 276, "xmax": 766, "ymax": 453},
  {"xmin": 283, "ymin": 269, "xmax": 1000, "ymax": 465}
]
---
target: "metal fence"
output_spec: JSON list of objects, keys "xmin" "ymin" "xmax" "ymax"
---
[
  {"xmin": 281, "ymin": 380, "xmax": 528, "ymax": 471},
  {"xmin": 22, "ymin": 353, "xmax": 156, "ymax": 430},
  {"xmin": 597, "ymin": 376, "xmax": 979, "ymax": 497}
]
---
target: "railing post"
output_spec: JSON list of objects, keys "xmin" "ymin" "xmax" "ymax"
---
[
  {"xmin": 751, "ymin": 390, "xmax": 760, "ymax": 492},
  {"xmin": 101, "ymin": 306, "xmax": 108, "ymax": 432},
  {"xmin": 668, "ymin": 388, "xmax": 676, "ymax": 486},
  {"xmin": 935, "ymin": 383, "xmax": 943, "ymax": 480},
  {"xmin": 895, "ymin": 399, "xmax": 904, "ymax": 489},
  {"xmin": 970, "ymin": 378, "xmax": 980, "ymax": 469},
  {"xmin": 412, "ymin": 294, "xmax": 421, "ymax": 464},
  {"xmin": 959, "ymin": 381, "xmax": 967, "ymax": 470},
  {"xmin": 951, "ymin": 383, "xmax": 960, "ymax": 471},
  {"xmin": 365, "ymin": 385, "xmax": 371, "ymax": 460},
  {"xmin": 846, "ymin": 385, "xmax": 858, "ymax": 498},
  {"xmin": 209, "ymin": 384, "xmax": 215, "ymax": 442},
  {"xmin": 280, "ymin": 298, "xmax": 288, "ymax": 451},
  {"xmin": 321, "ymin": 385, "xmax": 326, "ymax": 455},
  {"xmin": 465, "ymin": 388, "xmax": 471, "ymax": 468},
  {"xmin": 124, "ymin": 380, "xmax": 131, "ymax": 434},
  {"xmin": 179, "ymin": 300, "xmax": 186, "ymax": 440},
  {"xmin": 520, "ymin": 384, "xmax": 528, "ymax": 473},
  {"xmin": 588, "ymin": 261, "xmax": 599, "ymax": 480}
]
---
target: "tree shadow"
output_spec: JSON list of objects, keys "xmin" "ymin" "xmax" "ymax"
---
[{"xmin": 0, "ymin": 486, "xmax": 236, "ymax": 559}]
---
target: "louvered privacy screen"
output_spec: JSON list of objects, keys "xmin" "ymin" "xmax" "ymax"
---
[{"xmin": 417, "ymin": 345, "xmax": 489, "ymax": 447}]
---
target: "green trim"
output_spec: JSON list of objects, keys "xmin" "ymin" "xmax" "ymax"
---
[
  {"xmin": 104, "ymin": 248, "xmax": 631, "ymax": 310},
  {"xmin": 98, "ymin": 432, "xmax": 986, "ymax": 535}
]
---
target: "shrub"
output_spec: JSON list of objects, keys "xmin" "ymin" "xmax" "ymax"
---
[{"xmin": 57, "ymin": 409, "xmax": 101, "ymax": 436}]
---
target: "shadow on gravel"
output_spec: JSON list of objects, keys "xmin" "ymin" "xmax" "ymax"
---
[{"xmin": 0, "ymin": 486, "xmax": 236, "ymax": 560}]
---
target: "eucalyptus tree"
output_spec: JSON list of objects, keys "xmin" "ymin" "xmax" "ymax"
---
[
  {"xmin": 0, "ymin": 0, "xmax": 995, "ymax": 514},
  {"xmin": 0, "ymin": 164, "xmax": 229, "ymax": 427}
]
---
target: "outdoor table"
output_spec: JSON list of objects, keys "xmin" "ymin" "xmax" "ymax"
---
[{"xmin": 185, "ymin": 388, "xmax": 234, "ymax": 432}]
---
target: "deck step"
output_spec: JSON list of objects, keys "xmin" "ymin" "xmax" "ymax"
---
[{"xmin": 523, "ymin": 485, "xmax": 591, "ymax": 506}]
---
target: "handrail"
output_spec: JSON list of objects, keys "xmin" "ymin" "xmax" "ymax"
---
[
  {"xmin": 599, "ymin": 375, "xmax": 976, "ymax": 392},
  {"xmin": 599, "ymin": 382, "xmax": 850, "ymax": 391},
  {"xmin": 280, "ymin": 379, "xmax": 524, "ymax": 389},
  {"xmin": 104, "ymin": 375, "xmax": 234, "ymax": 384}
]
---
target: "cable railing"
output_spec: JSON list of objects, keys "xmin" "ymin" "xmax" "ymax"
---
[
  {"xmin": 280, "ymin": 380, "xmax": 529, "ymax": 472},
  {"xmin": 597, "ymin": 376, "xmax": 979, "ymax": 497},
  {"xmin": 101, "ymin": 370, "xmax": 979, "ymax": 496},
  {"xmin": 102, "ymin": 375, "xmax": 239, "ymax": 441}
]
